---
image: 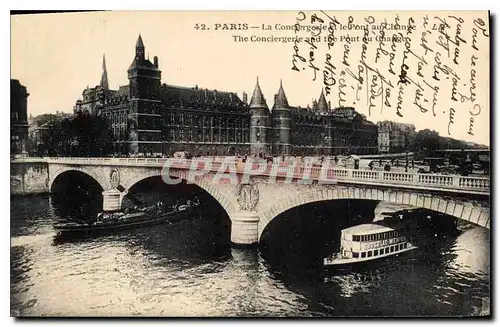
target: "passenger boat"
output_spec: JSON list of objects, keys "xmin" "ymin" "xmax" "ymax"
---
[
  {"xmin": 323, "ymin": 222, "xmax": 417, "ymax": 266},
  {"xmin": 53, "ymin": 200, "xmax": 200, "ymax": 237}
]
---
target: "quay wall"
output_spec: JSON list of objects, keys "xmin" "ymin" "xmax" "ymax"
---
[{"xmin": 11, "ymin": 160, "xmax": 49, "ymax": 195}]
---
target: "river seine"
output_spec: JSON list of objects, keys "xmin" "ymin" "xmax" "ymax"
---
[{"xmin": 10, "ymin": 194, "xmax": 489, "ymax": 317}]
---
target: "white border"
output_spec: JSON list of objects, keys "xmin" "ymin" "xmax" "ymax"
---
[{"xmin": 4, "ymin": 1, "xmax": 498, "ymax": 326}]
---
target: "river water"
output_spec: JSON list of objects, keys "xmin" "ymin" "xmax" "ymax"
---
[{"xmin": 10, "ymin": 194, "xmax": 490, "ymax": 317}]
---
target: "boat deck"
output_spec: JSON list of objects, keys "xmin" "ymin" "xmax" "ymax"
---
[{"xmin": 324, "ymin": 244, "xmax": 418, "ymax": 266}]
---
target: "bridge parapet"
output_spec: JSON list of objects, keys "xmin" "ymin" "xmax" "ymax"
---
[{"xmin": 44, "ymin": 157, "xmax": 490, "ymax": 195}]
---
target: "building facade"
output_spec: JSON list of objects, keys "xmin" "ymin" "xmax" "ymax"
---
[
  {"xmin": 73, "ymin": 35, "xmax": 378, "ymax": 157},
  {"xmin": 11, "ymin": 79, "xmax": 29, "ymax": 156},
  {"xmin": 377, "ymin": 121, "xmax": 416, "ymax": 154}
]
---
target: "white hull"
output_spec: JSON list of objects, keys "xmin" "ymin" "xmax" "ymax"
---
[{"xmin": 323, "ymin": 245, "xmax": 418, "ymax": 266}]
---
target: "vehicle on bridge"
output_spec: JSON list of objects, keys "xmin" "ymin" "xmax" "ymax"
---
[
  {"xmin": 53, "ymin": 198, "xmax": 201, "ymax": 238},
  {"xmin": 323, "ymin": 222, "xmax": 417, "ymax": 267}
]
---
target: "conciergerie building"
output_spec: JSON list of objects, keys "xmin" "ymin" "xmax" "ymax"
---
[{"xmin": 73, "ymin": 35, "xmax": 378, "ymax": 157}]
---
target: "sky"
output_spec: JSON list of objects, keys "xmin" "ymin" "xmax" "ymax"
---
[{"xmin": 11, "ymin": 11, "xmax": 490, "ymax": 145}]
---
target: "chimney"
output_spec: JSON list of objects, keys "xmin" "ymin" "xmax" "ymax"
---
[
  {"xmin": 328, "ymin": 101, "xmax": 331, "ymax": 110},
  {"xmin": 242, "ymin": 92, "xmax": 248, "ymax": 104},
  {"xmin": 153, "ymin": 56, "xmax": 158, "ymax": 68}
]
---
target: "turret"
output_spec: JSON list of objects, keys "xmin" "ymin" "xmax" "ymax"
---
[
  {"xmin": 271, "ymin": 79, "xmax": 291, "ymax": 155},
  {"xmin": 249, "ymin": 77, "xmax": 271, "ymax": 156},
  {"xmin": 317, "ymin": 88, "xmax": 328, "ymax": 113}
]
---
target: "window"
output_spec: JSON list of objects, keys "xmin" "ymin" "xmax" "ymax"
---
[
  {"xmin": 353, "ymin": 252, "xmax": 359, "ymax": 258},
  {"xmin": 390, "ymin": 246, "xmax": 395, "ymax": 252},
  {"xmin": 374, "ymin": 249, "xmax": 379, "ymax": 256},
  {"xmin": 367, "ymin": 251, "xmax": 372, "ymax": 257},
  {"xmin": 353, "ymin": 235, "xmax": 360, "ymax": 242},
  {"xmin": 361, "ymin": 252, "xmax": 366, "ymax": 258}
]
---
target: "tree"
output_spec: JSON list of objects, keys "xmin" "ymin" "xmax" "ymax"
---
[
  {"xmin": 63, "ymin": 112, "xmax": 114, "ymax": 157},
  {"xmin": 39, "ymin": 116, "xmax": 64, "ymax": 156},
  {"xmin": 412, "ymin": 129, "xmax": 440, "ymax": 152},
  {"xmin": 35, "ymin": 112, "xmax": 114, "ymax": 157}
]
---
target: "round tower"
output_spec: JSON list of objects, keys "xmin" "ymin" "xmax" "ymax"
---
[
  {"xmin": 249, "ymin": 77, "xmax": 271, "ymax": 157},
  {"xmin": 271, "ymin": 79, "xmax": 291, "ymax": 156}
]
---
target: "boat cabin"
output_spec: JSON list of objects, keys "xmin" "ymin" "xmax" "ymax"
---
[{"xmin": 339, "ymin": 224, "xmax": 411, "ymax": 260}]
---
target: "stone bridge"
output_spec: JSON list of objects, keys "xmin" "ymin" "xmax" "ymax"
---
[{"xmin": 39, "ymin": 157, "xmax": 491, "ymax": 245}]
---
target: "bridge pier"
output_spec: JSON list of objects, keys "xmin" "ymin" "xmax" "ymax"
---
[
  {"xmin": 230, "ymin": 211, "xmax": 260, "ymax": 246},
  {"xmin": 102, "ymin": 189, "xmax": 125, "ymax": 212}
]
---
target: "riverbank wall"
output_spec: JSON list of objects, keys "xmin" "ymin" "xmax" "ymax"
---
[{"xmin": 11, "ymin": 159, "xmax": 49, "ymax": 196}]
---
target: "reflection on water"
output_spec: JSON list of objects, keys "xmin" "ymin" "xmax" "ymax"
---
[{"xmin": 10, "ymin": 195, "xmax": 490, "ymax": 317}]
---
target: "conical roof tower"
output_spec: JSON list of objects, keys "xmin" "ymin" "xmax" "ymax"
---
[
  {"xmin": 249, "ymin": 77, "xmax": 268, "ymax": 109},
  {"xmin": 274, "ymin": 79, "xmax": 289, "ymax": 108},
  {"xmin": 317, "ymin": 88, "xmax": 328, "ymax": 112}
]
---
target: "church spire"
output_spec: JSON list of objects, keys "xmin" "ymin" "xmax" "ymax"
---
[
  {"xmin": 100, "ymin": 53, "xmax": 109, "ymax": 90},
  {"xmin": 274, "ymin": 79, "xmax": 289, "ymax": 108},
  {"xmin": 249, "ymin": 77, "xmax": 268, "ymax": 108},
  {"xmin": 317, "ymin": 88, "xmax": 328, "ymax": 112}
]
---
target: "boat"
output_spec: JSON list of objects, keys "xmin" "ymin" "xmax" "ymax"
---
[
  {"xmin": 53, "ymin": 200, "xmax": 200, "ymax": 237},
  {"xmin": 323, "ymin": 221, "xmax": 417, "ymax": 266}
]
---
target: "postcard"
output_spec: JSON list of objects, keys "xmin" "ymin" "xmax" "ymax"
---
[{"xmin": 10, "ymin": 10, "xmax": 490, "ymax": 317}]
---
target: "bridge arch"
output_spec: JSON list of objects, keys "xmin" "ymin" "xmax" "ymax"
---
[
  {"xmin": 258, "ymin": 186, "xmax": 490, "ymax": 240},
  {"xmin": 121, "ymin": 168, "xmax": 232, "ymax": 218},
  {"xmin": 49, "ymin": 166, "xmax": 111, "ymax": 193}
]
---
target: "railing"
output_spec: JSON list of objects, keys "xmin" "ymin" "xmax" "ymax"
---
[{"xmin": 41, "ymin": 156, "xmax": 490, "ymax": 194}]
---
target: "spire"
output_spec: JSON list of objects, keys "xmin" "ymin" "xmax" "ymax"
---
[
  {"xmin": 317, "ymin": 88, "xmax": 328, "ymax": 112},
  {"xmin": 274, "ymin": 79, "xmax": 289, "ymax": 108},
  {"xmin": 249, "ymin": 77, "xmax": 268, "ymax": 108},
  {"xmin": 135, "ymin": 34, "xmax": 145, "ymax": 62},
  {"xmin": 100, "ymin": 53, "xmax": 109, "ymax": 90},
  {"xmin": 136, "ymin": 34, "xmax": 144, "ymax": 49}
]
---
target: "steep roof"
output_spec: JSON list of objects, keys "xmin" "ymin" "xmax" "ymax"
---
[
  {"xmin": 273, "ymin": 79, "xmax": 289, "ymax": 109},
  {"xmin": 128, "ymin": 58, "xmax": 159, "ymax": 71},
  {"xmin": 317, "ymin": 89, "xmax": 328, "ymax": 112},
  {"xmin": 160, "ymin": 84, "xmax": 246, "ymax": 110},
  {"xmin": 249, "ymin": 77, "xmax": 268, "ymax": 109},
  {"xmin": 136, "ymin": 34, "xmax": 144, "ymax": 48},
  {"xmin": 128, "ymin": 35, "xmax": 159, "ymax": 71}
]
